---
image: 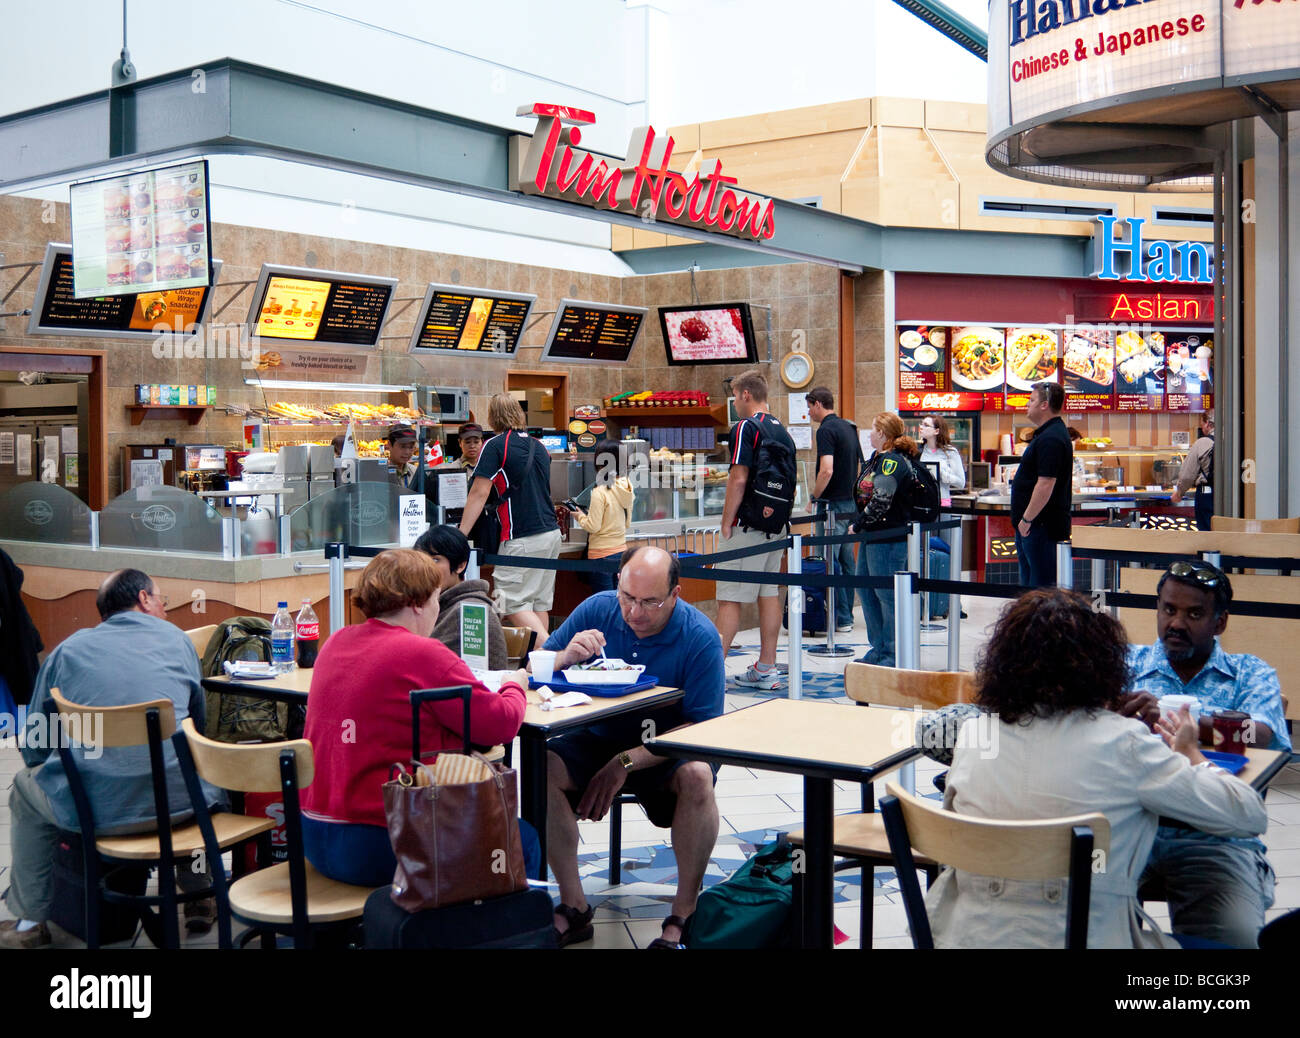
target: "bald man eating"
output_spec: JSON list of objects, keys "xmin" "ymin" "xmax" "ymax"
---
[{"xmin": 541, "ymin": 546, "xmax": 724, "ymax": 950}]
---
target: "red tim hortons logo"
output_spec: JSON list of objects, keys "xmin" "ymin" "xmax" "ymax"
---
[{"xmin": 513, "ymin": 103, "xmax": 776, "ymax": 242}]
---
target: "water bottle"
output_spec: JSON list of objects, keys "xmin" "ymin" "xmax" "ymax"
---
[
  {"xmin": 270, "ymin": 601, "xmax": 295, "ymax": 672},
  {"xmin": 295, "ymin": 599, "xmax": 320, "ymax": 669}
]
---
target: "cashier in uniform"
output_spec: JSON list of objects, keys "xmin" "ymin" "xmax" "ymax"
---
[
  {"xmin": 386, "ymin": 424, "xmax": 419, "ymax": 489},
  {"xmin": 436, "ymin": 423, "xmax": 484, "ymax": 525}
]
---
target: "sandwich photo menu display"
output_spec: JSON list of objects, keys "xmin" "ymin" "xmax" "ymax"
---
[{"xmin": 1061, "ymin": 327, "xmax": 1115, "ymax": 412}]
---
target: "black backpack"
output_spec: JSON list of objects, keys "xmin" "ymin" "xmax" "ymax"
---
[
  {"xmin": 738, "ymin": 417, "xmax": 797, "ymax": 534},
  {"xmin": 905, "ymin": 456, "xmax": 943, "ymax": 524}
]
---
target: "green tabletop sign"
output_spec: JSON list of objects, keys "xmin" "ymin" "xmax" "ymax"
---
[{"xmin": 460, "ymin": 602, "xmax": 489, "ymax": 672}]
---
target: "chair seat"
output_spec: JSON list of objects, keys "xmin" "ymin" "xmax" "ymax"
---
[
  {"xmin": 482, "ymin": 744, "xmax": 505, "ymax": 763},
  {"xmin": 789, "ymin": 812, "xmax": 938, "ymax": 866},
  {"xmin": 228, "ymin": 861, "xmax": 377, "ymax": 924},
  {"xmin": 95, "ymin": 813, "xmax": 274, "ymax": 861}
]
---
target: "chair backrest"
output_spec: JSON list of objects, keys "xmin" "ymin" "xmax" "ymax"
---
[
  {"xmin": 1212, "ymin": 515, "xmax": 1300, "ymax": 534},
  {"xmin": 843, "ymin": 662, "xmax": 975, "ymax": 711},
  {"xmin": 501, "ymin": 626, "xmax": 536, "ymax": 667},
  {"xmin": 185, "ymin": 623, "xmax": 220, "ymax": 659},
  {"xmin": 179, "ymin": 717, "xmax": 314, "ymax": 792},
  {"xmin": 49, "ymin": 687, "xmax": 176, "ymax": 748},
  {"xmin": 880, "ymin": 781, "xmax": 1110, "ymax": 949}
]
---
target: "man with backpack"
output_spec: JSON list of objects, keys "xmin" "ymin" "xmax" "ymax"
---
[{"xmin": 717, "ymin": 370, "xmax": 797, "ymax": 690}]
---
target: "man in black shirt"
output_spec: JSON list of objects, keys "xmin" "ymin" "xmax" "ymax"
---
[
  {"xmin": 1011, "ymin": 381, "xmax": 1073, "ymax": 588},
  {"xmin": 807, "ymin": 386, "xmax": 858, "ymax": 632}
]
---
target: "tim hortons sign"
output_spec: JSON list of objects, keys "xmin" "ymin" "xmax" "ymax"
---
[{"xmin": 510, "ymin": 103, "xmax": 777, "ymax": 242}]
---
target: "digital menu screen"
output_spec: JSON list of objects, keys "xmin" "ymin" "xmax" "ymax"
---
[
  {"xmin": 541, "ymin": 299, "xmax": 647, "ymax": 365},
  {"xmin": 950, "ymin": 326, "xmax": 1006, "ymax": 409},
  {"xmin": 897, "ymin": 325, "xmax": 949, "ymax": 394},
  {"xmin": 1114, "ymin": 329, "xmax": 1167, "ymax": 412},
  {"xmin": 409, "ymin": 283, "xmax": 536, "ymax": 356},
  {"xmin": 660, "ymin": 304, "xmax": 758, "ymax": 365},
  {"xmin": 1164, "ymin": 333, "xmax": 1214, "ymax": 413},
  {"xmin": 69, "ymin": 160, "xmax": 212, "ymax": 299},
  {"xmin": 27, "ymin": 245, "xmax": 220, "ymax": 340},
  {"xmin": 247, "ymin": 265, "xmax": 396, "ymax": 349},
  {"xmin": 1003, "ymin": 327, "xmax": 1059, "ymax": 409},
  {"xmin": 1062, "ymin": 327, "xmax": 1116, "ymax": 412}
]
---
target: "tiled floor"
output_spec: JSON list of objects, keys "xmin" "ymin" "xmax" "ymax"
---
[{"xmin": 3, "ymin": 590, "xmax": 1299, "ymax": 949}]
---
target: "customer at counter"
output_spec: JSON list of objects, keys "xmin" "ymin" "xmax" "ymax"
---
[
  {"xmin": 459, "ymin": 394, "xmax": 561, "ymax": 643},
  {"xmin": 1011, "ymin": 381, "xmax": 1072, "ymax": 588},
  {"xmin": 568, "ymin": 439, "xmax": 635, "ymax": 593},
  {"xmin": 300, "ymin": 549, "xmax": 536, "ymax": 885},
  {"xmin": 1170, "ymin": 414, "xmax": 1214, "ymax": 530},
  {"xmin": 1124, "ymin": 559, "xmax": 1286, "ymax": 948},
  {"xmin": 808, "ymin": 386, "xmax": 860, "ymax": 633},
  {"xmin": 414, "ymin": 524, "xmax": 508, "ymax": 669},
  {"xmin": 925, "ymin": 588, "xmax": 1266, "ymax": 949},
  {"xmin": 849, "ymin": 413, "xmax": 920, "ymax": 668}
]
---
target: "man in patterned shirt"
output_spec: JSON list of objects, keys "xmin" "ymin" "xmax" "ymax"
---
[{"xmin": 1123, "ymin": 559, "xmax": 1288, "ymax": 947}]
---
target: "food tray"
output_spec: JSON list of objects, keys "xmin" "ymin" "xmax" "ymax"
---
[
  {"xmin": 530, "ymin": 675, "xmax": 659, "ymax": 698},
  {"xmin": 1201, "ymin": 751, "xmax": 1248, "ymax": 775}
]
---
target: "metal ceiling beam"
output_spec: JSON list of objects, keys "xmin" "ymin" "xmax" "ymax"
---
[
  {"xmin": 0, "ymin": 59, "xmax": 874, "ymax": 272},
  {"xmin": 890, "ymin": 0, "xmax": 988, "ymax": 61}
]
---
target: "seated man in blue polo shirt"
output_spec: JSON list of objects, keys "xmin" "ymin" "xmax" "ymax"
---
[
  {"xmin": 1123, "ymin": 559, "xmax": 1289, "ymax": 948},
  {"xmin": 543, "ymin": 545, "xmax": 724, "ymax": 950}
]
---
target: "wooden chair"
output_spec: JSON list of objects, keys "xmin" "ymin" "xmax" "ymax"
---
[
  {"xmin": 502, "ymin": 626, "xmax": 537, "ymax": 668},
  {"xmin": 880, "ymin": 781, "xmax": 1110, "ymax": 949},
  {"xmin": 185, "ymin": 624, "xmax": 219, "ymax": 659},
  {"xmin": 48, "ymin": 688, "xmax": 273, "ymax": 949},
  {"xmin": 174, "ymin": 719, "xmax": 377, "ymax": 948},
  {"xmin": 788, "ymin": 663, "xmax": 976, "ymax": 946},
  {"xmin": 1211, "ymin": 516, "xmax": 1300, "ymax": 534}
]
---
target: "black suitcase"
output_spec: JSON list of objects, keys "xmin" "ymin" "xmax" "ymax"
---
[
  {"xmin": 48, "ymin": 831, "xmax": 150, "ymax": 944},
  {"xmin": 925, "ymin": 547, "xmax": 950, "ymax": 618},
  {"xmin": 362, "ymin": 886, "xmax": 558, "ymax": 949},
  {"xmin": 783, "ymin": 556, "xmax": 828, "ymax": 636}
]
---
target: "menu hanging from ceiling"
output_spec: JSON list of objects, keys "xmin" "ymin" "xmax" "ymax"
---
[
  {"xmin": 409, "ymin": 283, "xmax": 536, "ymax": 356},
  {"xmin": 897, "ymin": 326, "xmax": 949, "ymax": 400},
  {"xmin": 541, "ymin": 299, "xmax": 647, "ymax": 365},
  {"xmin": 248, "ymin": 265, "xmax": 397, "ymax": 349},
  {"xmin": 1164, "ymin": 333, "xmax": 1213, "ymax": 413},
  {"xmin": 1062, "ymin": 327, "xmax": 1115, "ymax": 412},
  {"xmin": 69, "ymin": 160, "xmax": 212, "ymax": 299}
]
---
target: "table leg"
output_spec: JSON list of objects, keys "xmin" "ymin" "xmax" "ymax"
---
[
  {"xmin": 520, "ymin": 730, "xmax": 549, "ymax": 881},
  {"xmin": 802, "ymin": 775, "xmax": 835, "ymax": 949}
]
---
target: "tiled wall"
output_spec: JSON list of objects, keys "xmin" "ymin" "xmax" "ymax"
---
[{"xmin": 0, "ymin": 197, "xmax": 858, "ymax": 498}]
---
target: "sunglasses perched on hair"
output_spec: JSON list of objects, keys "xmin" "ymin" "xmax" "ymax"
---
[{"xmin": 1167, "ymin": 560, "xmax": 1223, "ymax": 589}]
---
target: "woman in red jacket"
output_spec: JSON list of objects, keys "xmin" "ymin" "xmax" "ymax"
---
[{"xmin": 301, "ymin": 548, "xmax": 534, "ymax": 885}]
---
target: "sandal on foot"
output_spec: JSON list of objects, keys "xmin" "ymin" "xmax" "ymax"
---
[
  {"xmin": 647, "ymin": 914, "xmax": 689, "ymax": 949},
  {"xmin": 553, "ymin": 903, "xmax": 594, "ymax": 948}
]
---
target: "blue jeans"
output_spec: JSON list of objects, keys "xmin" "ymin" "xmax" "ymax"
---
[
  {"xmin": 857, "ymin": 536, "xmax": 907, "ymax": 666},
  {"xmin": 1140, "ymin": 829, "xmax": 1274, "ymax": 949},
  {"xmin": 820, "ymin": 498, "xmax": 857, "ymax": 627},
  {"xmin": 303, "ymin": 816, "xmax": 542, "ymax": 888},
  {"xmin": 1015, "ymin": 524, "xmax": 1057, "ymax": 588}
]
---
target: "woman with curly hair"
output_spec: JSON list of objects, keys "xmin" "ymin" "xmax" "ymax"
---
[{"xmin": 924, "ymin": 588, "xmax": 1267, "ymax": 948}]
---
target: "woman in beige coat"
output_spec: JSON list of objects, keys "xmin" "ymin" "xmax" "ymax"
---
[{"xmin": 926, "ymin": 588, "xmax": 1267, "ymax": 949}]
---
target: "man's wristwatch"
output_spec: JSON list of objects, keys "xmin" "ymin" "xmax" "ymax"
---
[{"xmin": 618, "ymin": 751, "xmax": 634, "ymax": 771}]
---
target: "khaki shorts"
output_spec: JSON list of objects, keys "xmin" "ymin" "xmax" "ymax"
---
[
  {"xmin": 714, "ymin": 526, "xmax": 786, "ymax": 604},
  {"xmin": 492, "ymin": 528, "xmax": 563, "ymax": 614}
]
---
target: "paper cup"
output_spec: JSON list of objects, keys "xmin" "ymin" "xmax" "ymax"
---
[
  {"xmin": 1158, "ymin": 694, "xmax": 1200, "ymax": 723},
  {"xmin": 529, "ymin": 650, "xmax": 557, "ymax": 683}
]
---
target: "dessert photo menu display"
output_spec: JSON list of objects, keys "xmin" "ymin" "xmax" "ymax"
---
[
  {"xmin": 69, "ymin": 160, "xmax": 211, "ymax": 299},
  {"xmin": 1165, "ymin": 334, "xmax": 1214, "ymax": 413},
  {"xmin": 660, "ymin": 304, "xmax": 759, "ymax": 365},
  {"xmin": 1061, "ymin": 327, "xmax": 1116, "ymax": 412},
  {"xmin": 897, "ymin": 325, "xmax": 949, "ymax": 394}
]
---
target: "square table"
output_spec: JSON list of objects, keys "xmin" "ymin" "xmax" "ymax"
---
[
  {"xmin": 649, "ymin": 698, "xmax": 921, "ymax": 949},
  {"xmin": 202, "ymin": 669, "xmax": 313, "ymax": 706}
]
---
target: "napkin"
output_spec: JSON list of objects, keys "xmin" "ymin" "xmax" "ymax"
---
[
  {"xmin": 539, "ymin": 690, "xmax": 593, "ymax": 711},
  {"xmin": 222, "ymin": 660, "xmax": 278, "ymax": 680}
]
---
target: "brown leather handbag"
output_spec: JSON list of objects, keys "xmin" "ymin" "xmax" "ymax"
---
[{"xmin": 383, "ymin": 755, "xmax": 528, "ymax": 911}]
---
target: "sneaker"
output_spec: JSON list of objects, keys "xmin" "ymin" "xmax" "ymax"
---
[
  {"xmin": 735, "ymin": 665, "xmax": 783, "ymax": 690},
  {"xmin": 184, "ymin": 897, "xmax": 217, "ymax": 935},
  {"xmin": 836, "ymin": 624, "xmax": 854, "ymax": 634},
  {"xmin": 0, "ymin": 920, "xmax": 51, "ymax": 949}
]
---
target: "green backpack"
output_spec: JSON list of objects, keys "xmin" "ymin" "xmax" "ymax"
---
[
  {"xmin": 682, "ymin": 839, "xmax": 795, "ymax": 949},
  {"xmin": 200, "ymin": 616, "xmax": 291, "ymax": 743}
]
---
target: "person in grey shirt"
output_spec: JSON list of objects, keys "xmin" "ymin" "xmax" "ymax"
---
[{"xmin": 1, "ymin": 569, "xmax": 222, "ymax": 948}]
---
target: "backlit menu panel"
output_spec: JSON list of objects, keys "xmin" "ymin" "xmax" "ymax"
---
[
  {"xmin": 247, "ymin": 265, "xmax": 397, "ymax": 349},
  {"xmin": 541, "ymin": 300, "xmax": 647, "ymax": 364},
  {"xmin": 410, "ymin": 284, "xmax": 536, "ymax": 355}
]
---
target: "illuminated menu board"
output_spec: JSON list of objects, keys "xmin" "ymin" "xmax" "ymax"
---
[
  {"xmin": 69, "ymin": 160, "xmax": 212, "ymax": 298},
  {"xmin": 1062, "ymin": 327, "xmax": 1116, "ymax": 412},
  {"xmin": 247, "ymin": 265, "xmax": 397, "ymax": 349},
  {"xmin": 27, "ymin": 244, "xmax": 221, "ymax": 340},
  {"xmin": 541, "ymin": 299, "xmax": 647, "ymax": 365},
  {"xmin": 409, "ymin": 283, "xmax": 536, "ymax": 356}
]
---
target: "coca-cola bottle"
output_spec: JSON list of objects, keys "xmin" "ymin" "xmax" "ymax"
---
[{"xmin": 295, "ymin": 599, "xmax": 320, "ymax": 669}]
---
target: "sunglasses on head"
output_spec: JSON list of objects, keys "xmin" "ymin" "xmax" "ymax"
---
[{"xmin": 1167, "ymin": 560, "xmax": 1222, "ymax": 589}]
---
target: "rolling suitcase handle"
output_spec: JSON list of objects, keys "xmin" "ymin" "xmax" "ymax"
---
[{"xmin": 409, "ymin": 686, "xmax": 473, "ymax": 762}]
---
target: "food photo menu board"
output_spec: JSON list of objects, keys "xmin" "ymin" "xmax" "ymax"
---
[
  {"xmin": 950, "ymin": 326, "xmax": 1006, "ymax": 409},
  {"xmin": 1165, "ymin": 334, "xmax": 1214, "ymax": 413},
  {"xmin": 27, "ymin": 244, "xmax": 221, "ymax": 340},
  {"xmin": 1003, "ymin": 327, "xmax": 1059, "ymax": 408},
  {"xmin": 247, "ymin": 265, "xmax": 397, "ymax": 349},
  {"xmin": 1114, "ymin": 330, "xmax": 1166, "ymax": 412},
  {"xmin": 69, "ymin": 160, "xmax": 212, "ymax": 299},
  {"xmin": 660, "ymin": 303, "xmax": 759, "ymax": 365},
  {"xmin": 409, "ymin": 283, "xmax": 536, "ymax": 356},
  {"xmin": 897, "ymin": 326, "xmax": 949, "ymax": 393},
  {"xmin": 1062, "ymin": 327, "xmax": 1116, "ymax": 412}
]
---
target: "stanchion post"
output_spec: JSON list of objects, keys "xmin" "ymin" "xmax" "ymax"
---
[
  {"xmin": 894, "ymin": 570, "xmax": 918, "ymax": 792},
  {"xmin": 1204, "ymin": 551, "xmax": 1222, "ymax": 570},
  {"xmin": 946, "ymin": 519, "xmax": 963, "ymax": 673},
  {"xmin": 908, "ymin": 522, "xmax": 923, "ymax": 656},
  {"xmin": 327, "ymin": 542, "xmax": 346, "ymax": 635},
  {"xmin": 1056, "ymin": 542, "xmax": 1073, "ymax": 590},
  {"xmin": 788, "ymin": 534, "xmax": 803, "ymax": 701},
  {"xmin": 466, "ymin": 546, "xmax": 480, "ymax": 581}
]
